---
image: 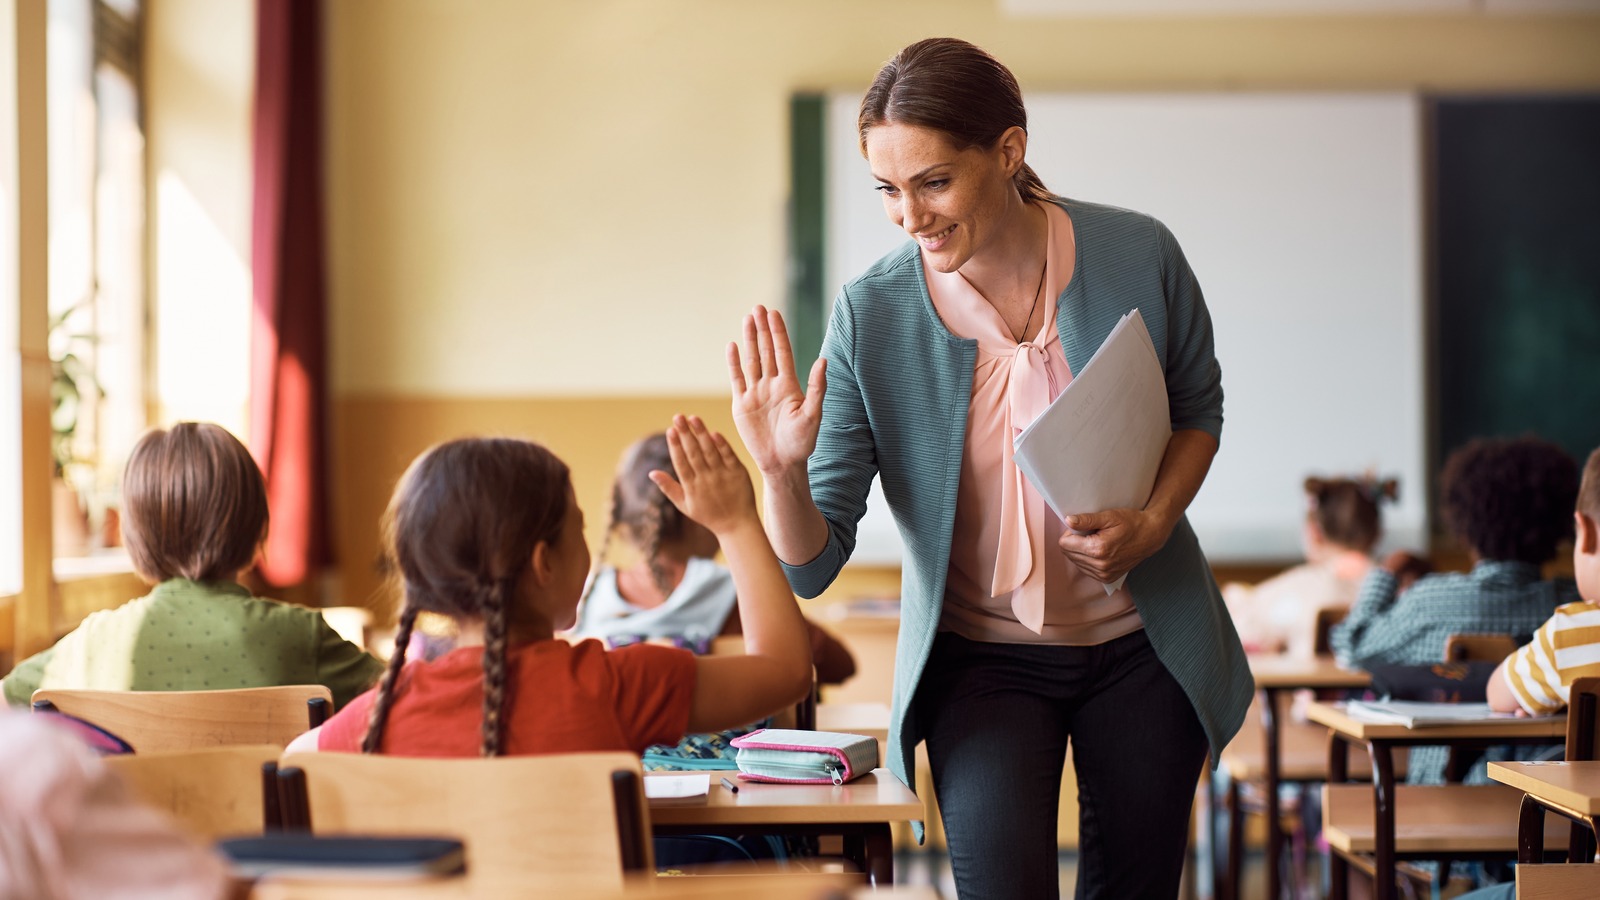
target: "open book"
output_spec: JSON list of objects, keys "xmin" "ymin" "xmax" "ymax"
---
[
  {"xmin": 1345, "ymin": 700, "xmax": 1522, "ymax": 728},
  {"xmin": 1013, "ymin": 308, "xmax": 1171, "ymax": 594}
]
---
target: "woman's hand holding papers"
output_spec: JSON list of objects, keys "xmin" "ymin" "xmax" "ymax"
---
[
  {"xmin": 1057, "ymin": 428, "xmax": 1220, "ymax": 586},
  {"xmin": 1058, "ymin": 507, "xmax": 1170, "ymax": 585}
]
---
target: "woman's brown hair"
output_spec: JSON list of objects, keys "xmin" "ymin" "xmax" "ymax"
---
[
  {"xmin": 1303, "ymin": 476, "xmax": 1397, "ymax": 554},
  {"xmin": 121, "ymin": 422, "xmax": 269, "ymax": 584},
  {"xmin": 362, "ymin": 437, "xmax": 571, "ymax": 757},
  {"xmin": 859, "ymin": 37, "xmax": 1053, "ymax": 204}
]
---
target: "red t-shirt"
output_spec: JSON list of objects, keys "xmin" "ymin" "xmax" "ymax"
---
[{"xmin": 317, "ymin": 639, "xmax": 696, "ymax": 756}]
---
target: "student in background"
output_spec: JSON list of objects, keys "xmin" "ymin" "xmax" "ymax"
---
[
  {"xmin": 1331, "ymin": 435, "xmax": 1579, "ymax": 787},
  {"xmin": 1489, "ymin": 446, "xmax": 1600, "ymax": 716},
  {"xmin": 1224, "ymin": 475, "xmax": 1396, "ymax": 658},
  {"xmin": 1, "ymin": 423, "xmax": 382, "ymax": 709},
  {"xmin": 1452, "ymin": 449, "xmax": 1600, "ymax": 900},
  {"xmin": 571, "ymin": 432, "xmax": 855, "ymax": 685},
  {"xmin": 293, "ymin": 416, "xmax": 813, "ymax": 756}
]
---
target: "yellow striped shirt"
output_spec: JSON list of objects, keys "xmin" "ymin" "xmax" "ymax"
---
[{"xmin": 1505, "ymin": 600, "xmax": 1600, "ymax": 715}]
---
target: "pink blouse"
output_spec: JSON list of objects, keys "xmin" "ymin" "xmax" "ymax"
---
[{"xmin": 927, "ymin": 202, "xmax": 1143, "ymax": 645}]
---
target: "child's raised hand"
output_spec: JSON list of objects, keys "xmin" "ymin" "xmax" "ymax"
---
[{"xmin": 648, "ymin": 415, "xmax": 758, "ymax": 537}]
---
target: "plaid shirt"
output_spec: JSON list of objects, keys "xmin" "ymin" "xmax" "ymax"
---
[
  {"xmin": 1332, "ymin": 560, "xmax": 1578, "ymax": 671},
  {"xmin": 1332, "ymin": 560, "xmax": 1579, "ymax": 785}
]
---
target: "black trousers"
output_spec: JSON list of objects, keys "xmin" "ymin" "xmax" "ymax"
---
[{"xmin": 916, "ymin": 629, "xmax": 1208, "ymax": 900}]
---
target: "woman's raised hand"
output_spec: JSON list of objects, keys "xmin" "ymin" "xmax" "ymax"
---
[
  {"xmin": 648, "ymin": 415, "xmax": 758, "ymax": 538},
  {"xmin": 728, "ymin": 306, "xmax": 826, "ymax": 476}
]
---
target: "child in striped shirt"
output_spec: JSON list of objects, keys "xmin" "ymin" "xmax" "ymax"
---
[{"xmin": 1489, "ymin": 445, "xmax": 1600, "ymax": 716}]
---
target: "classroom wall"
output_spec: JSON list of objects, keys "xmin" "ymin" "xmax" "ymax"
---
[
  {"xmin": 137, "ymin": 2, "xmax": 1600, "ymax": 612},
  {"xmin": 145, "ymin": 0, "xmax": 253, "ymax": 435}
]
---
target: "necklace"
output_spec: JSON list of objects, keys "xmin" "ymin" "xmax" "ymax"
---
[{"xmin": 1011, "ymin": 253, "xmax": 1048, "ymax": 344}]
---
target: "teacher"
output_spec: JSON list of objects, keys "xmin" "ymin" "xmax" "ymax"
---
[{"xmin": 729, "ymin": 38, "xmax": 1251, "ymax": 899}]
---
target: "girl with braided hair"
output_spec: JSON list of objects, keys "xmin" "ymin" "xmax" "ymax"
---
[
  {"xmin": 572, "ymin": 432, "xmax": 856, "ymax": 686},
  {"xmin": 291, "ymin": 415, "xmax": 814, "ymax": 757}
]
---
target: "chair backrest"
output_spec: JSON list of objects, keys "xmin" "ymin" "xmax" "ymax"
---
[
  {"xmin": 104, "ymin": 743, "xmax": 282, "ymax": 840},
  {"xmin": 276, "ymin": 751, "xmax": 652, "ymax": 891},
  {"xmin": 1567, "ymin": 677, "xmax": 1600, "ymax": 762},
  {"xmin": 1313, "ymin": 606, "xmax": 1349, "ymax": 657},
  {"xmin": 1443, "ymin": 633, "xmax": 1518, "ymax": 663},
  {"xmin": 31, "ymin": 685, "xmax": 332, "ymax": 752}
]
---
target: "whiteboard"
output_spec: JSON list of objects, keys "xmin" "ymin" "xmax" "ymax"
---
[{"xmin": 823, "ymin": 92, "xmax": 1426, "ymax": 563}]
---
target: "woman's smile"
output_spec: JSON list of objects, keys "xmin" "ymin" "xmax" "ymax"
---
[{"xmin": 918, "ymin": 223, "xmax": 957, "ymax": 250}]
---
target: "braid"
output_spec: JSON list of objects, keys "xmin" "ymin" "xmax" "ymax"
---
[
  {"xmin": 479, "ymin": 579, "xmax": 511, "ymax": 757},
  {"xmin": 361, "ymin": 606, "xmax": 419, "ymax": 754},
  {"xmin": 642, "ymin": 495, "xmax": 674, "ymax": 599}
]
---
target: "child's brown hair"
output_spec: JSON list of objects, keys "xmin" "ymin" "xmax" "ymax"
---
[
  {"xmin": 121, "ymin": 422, "xmax": 268, "ymax": 584},
  {"xmin": 1304, "ymin": 475, "xmax": 1397, "ymax": 554},
  {"xmin": 1440, "ymin": 435, "xmax": 1578, "ymax": 565},
  {"xmin": 1579, "ymin": 447, "xmax": 1600, "ymax": 525},
  {"xmin": 587, "ymin": 432, "xmax": 689, "ymax": 599},
  {"xmin": 362, "ymin": 437, "xmax": 571, "ymax": 757}
]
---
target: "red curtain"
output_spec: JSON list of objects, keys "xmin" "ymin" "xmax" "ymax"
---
[{"xmin": 250, "ymin": 0, "xmax": 329, "ymax": 588}]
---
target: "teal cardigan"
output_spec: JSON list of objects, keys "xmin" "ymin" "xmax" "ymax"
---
[{"xmin": 781, "ymin": 198, "xmax": 1252, "ymax": 803}]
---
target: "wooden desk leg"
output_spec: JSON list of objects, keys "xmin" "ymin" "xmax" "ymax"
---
[
  {"xmin": 863, "ymin": 824, "xmax": 894, "ymax": 887},
  {"xmin": 1226, "ymin": 774, "xmax": 1243, "ymax": 900},
  {"xmin": 1369, "ymin": 740, "xmax": 1397, "ymax": 900},
  {"xmin": 1261, "ymin": 687, "xmax": 1284, "ymax": 900},
  {"xmin": 1327, "ymin": 732, "xmax": 1351, "ymax": 900},
  {"xmin": 1520, "ymin": 793, "xmax": 1548, "ymax": 865}
]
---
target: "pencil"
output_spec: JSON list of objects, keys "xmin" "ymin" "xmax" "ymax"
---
[{"xmin": 720, "ymin": 776, "xmax": 739, "ymax": 794}]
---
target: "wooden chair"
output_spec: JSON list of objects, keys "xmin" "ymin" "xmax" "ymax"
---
[
  {"xmin": 104, "ymin": 743, "xmax": 282, "ymax": 839},
  {"xmin": 275, "ymin": 751, "xmax": 653, "ymax": 891},
  {"xmin": 1443, "ymin": 633, "xmax": 1518, "ymax": 663},
  {"xmin": 1313, "ymin": 606, "xmax": 1349, "ymax": 657},
  {"xmin": 30, "ymin": 685, "xmax": 331, "ymax": 752},
  {"xmin": 1520, "ymin": 676, "xmax": 1600, "ymax": 865}
]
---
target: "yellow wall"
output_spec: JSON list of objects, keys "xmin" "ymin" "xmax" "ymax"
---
[{"xmin": 322, "ymin": 2, "xmax": 1600, "ymax": 397}]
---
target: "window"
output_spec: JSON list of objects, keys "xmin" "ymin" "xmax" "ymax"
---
[{"xmin": 46, "ymin": 0, "xmax": 144, "ymax": 560}]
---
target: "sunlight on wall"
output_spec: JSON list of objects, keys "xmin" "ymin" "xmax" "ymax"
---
[{"xmin": 154, "ymin": 169, "xmax": 249, "ymax": 435}]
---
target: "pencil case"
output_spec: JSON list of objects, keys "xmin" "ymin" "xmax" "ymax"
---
[{"xmin": 730, "ymin": 728, "xmax": 877, "ymax": 785}]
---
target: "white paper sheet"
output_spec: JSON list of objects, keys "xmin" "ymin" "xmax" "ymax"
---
[
  {"xmin": 1013, "ymin": 309, "xmax": 1171, "ymax": 594},
  {"xmin": 642, "ymin": 773, "xmax": 710, "ymax": 799}
]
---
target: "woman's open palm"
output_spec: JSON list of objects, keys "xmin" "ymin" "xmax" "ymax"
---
[{"xmin": 727, "ymin": 306, "xmax": 826, "ymax": 475}]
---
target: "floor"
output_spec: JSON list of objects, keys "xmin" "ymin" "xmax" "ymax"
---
[{"xmin": 888, "ymin": 849, "xmax": 1246, "ymax": 899}]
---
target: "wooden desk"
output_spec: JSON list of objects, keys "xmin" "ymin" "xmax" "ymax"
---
[
  {"xmin": 1309, "ymin": 701, "xmax": 1567, "ymax": 900},
  {"xmin": 1214, "ymin": 656, "xmax": 1369, "ymax": 900},
  {"xmin": 251, "ymin": 871, "xmax": 928, "ymax": 899},
  {"xmin": 1488, "ymin": 759, "xmax": 1600, "ymax": 864},
  {"xmin": 648, "ymin": 769, "xmax": 922, "ymax": 887}
]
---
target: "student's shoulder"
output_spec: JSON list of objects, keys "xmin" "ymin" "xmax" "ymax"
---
[{"xmin": 1548, "ymin": 599, "xmax": 1600, "ymax": 626}]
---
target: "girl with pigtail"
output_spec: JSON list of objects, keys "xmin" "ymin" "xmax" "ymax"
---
[
  {"xmin": 572, "ymin": 432, "xmax": 856, "ymax": 686},
  {"xmin": 1223, "ymin": 475, "xmax": 1399, "ymax": 659},
  {"xmin": 289, "ymin": 416, "xmax": 815, "ymax": 757}
]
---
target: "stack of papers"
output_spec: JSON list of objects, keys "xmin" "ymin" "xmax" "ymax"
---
[
  {"xmin": 1345, "ymin": 700, "xmax": 1521, "ymax": 727},
  {"xmin": 1013, "ymin": 309, "xmax": 1171, "ymax": 594}
]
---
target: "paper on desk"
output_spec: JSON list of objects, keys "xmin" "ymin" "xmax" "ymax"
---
[
  {"xmin": 1345, "ymin": 700, "xmax": 1521, "ymax": 728},
  {"xmin": 643, "ymin": 773, "xmax": 710, "ymax": 799},
  {"xmin": 1013, "ymin": 309, "xmax": 1171, "ymax": 595}
]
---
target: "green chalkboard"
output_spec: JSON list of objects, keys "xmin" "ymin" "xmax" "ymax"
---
[{"xmin": 1433, "ymin": 97, "xmax": 1600, "ymax": 475}]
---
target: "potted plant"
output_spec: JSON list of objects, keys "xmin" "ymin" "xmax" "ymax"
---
[{"xmin": 49, "ymin": 301, "xmax": 101, "ymax": 556}]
